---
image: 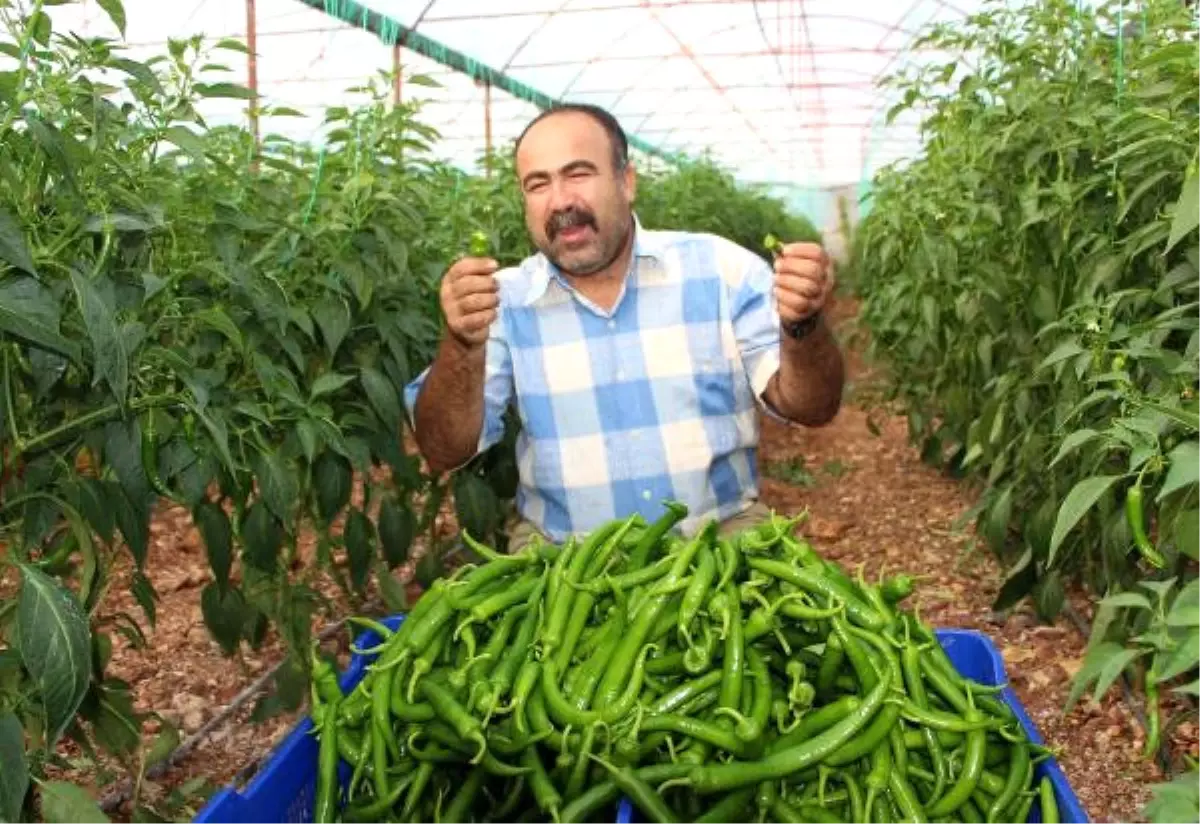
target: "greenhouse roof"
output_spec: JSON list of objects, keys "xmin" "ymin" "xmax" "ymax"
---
[{"xmin": 37, "ymin": 0, "xmax": 993, "ymax": 196}]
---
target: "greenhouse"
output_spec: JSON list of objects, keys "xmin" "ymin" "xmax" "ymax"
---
[{"xmin": 0, "ymin": 0, "xmax": 1196, "ymax": 822}]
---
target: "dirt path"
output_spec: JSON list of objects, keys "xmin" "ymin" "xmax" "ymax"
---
[{"xmin": 82, "ymin": 296, "xmax": 1182, "ymax": 822}]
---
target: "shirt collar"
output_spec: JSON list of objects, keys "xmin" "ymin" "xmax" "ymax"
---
[{"xmin": 519, "ymin": 212, "xmax": 665, "ymax": 307}]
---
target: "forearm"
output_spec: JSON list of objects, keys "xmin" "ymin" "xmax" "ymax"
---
[
  {"xmin": 765, "ymin": 317, "xmax": 845, "ymax": 426},
  {"xmin": 412, "ymin": 336, "xmax": 487, "ymax": 474}
]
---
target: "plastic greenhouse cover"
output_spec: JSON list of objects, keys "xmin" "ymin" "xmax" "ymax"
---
[{"xmin": 24, "ymin": 0, "xmax": 1008, "ymax": 226}]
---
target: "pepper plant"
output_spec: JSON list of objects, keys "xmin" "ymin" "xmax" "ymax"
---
[{"xmin": 851, "ymin": 0, "xmax": 1198, "ymax": 800}]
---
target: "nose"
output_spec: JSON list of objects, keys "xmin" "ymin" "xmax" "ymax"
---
[{"xmin": 546, "ymin": 182, "xmax": 575, "ymax": 214}]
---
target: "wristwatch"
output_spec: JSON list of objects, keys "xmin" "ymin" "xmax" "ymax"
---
[{"xmin": 783, "ymin": 310, "xmax": 822, "ymax": 340}]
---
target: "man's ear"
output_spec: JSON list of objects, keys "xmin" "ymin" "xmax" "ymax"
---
[{"xmin": 623, "ymin": 161, "xmax": 637, "ymax": 202}]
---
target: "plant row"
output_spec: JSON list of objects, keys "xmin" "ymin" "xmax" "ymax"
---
[
  {"xmin": 849, "ymin": 0, "xmax": 1197, "ymax": 816},
  {"xmin": 0, "ymin": 3, "xmax": 819, "ymax": 820}
]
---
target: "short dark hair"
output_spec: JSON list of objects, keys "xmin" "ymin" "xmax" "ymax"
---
[{"xmin": 514, "ymin": 102, "xmax": 629, "ymax": 171}]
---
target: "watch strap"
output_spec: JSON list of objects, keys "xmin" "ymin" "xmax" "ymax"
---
[{"xmin": 783, "ymin": 311, "xmax": 822, "ymax": 340}]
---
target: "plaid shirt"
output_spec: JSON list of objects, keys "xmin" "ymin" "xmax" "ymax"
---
[{"xmin": 403, "ymin": 217, "xmax": 785, "ymax": 541}]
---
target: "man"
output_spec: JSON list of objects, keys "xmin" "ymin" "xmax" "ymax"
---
[{"xmin": 403, "ymin": 103, "xmax": 844, "ymax": 546}]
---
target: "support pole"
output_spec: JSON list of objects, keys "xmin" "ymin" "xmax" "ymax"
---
[
  {"xmin": 246, "ymin": 0, "xmax": 260, "ymax": 168},
  {"xmin": 482, "ymin": 80, "xmax": 493, "ymax": 177},
  {"xmin": 392, "ymin": 42, "xmax": 402, "ymax": 106}
]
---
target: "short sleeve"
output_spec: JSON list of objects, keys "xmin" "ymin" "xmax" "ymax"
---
[
  {"xmin": 728, "ymin": 249, "xmax": 787, "ymax": 420},
  {"xmin": 403, "ymin": 311, "xmax": 514, "ymax": 459}
]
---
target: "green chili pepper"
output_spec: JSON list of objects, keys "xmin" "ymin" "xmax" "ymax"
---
[
  {"xmin": 141, "ymin": 412, "xmax": 178, "ymax": 502},
  {"xmin": 1144, "ymin": 668, "xmax": 1161, "ymax": 759},
  {"xmin": 313, "ymin": 694, "xmax": 341, "ymax": 823},
  {"xmin": 926, "ymin": 704, "xmax": 988, "ymax": 817},
  {"xmin": 469, "ymin": 230, "xmax": 490, "ymax": 257},
  {"xmin": 687, "ymin": 663, "xmax": 892, "ymax": 793},
  {"xmin": 1126, "ymin": 482, "xmax": 1166, "ymax": 568}
]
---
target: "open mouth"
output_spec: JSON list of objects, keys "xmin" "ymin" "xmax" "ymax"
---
[{"xmin": 558, "ymin": 224, "xmax": 591, "ymax": 242}]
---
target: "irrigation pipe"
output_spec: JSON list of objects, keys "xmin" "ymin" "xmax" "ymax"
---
[{"xmin": 98, "ymin": 597, "xmax": 385, "ymax": 814}]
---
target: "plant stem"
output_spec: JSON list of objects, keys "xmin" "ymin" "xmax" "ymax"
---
[
  {"xmin": 0, "ymin": 0, "xmax": 45, "ymax": 135},
  {"xmin": 17, "ymin": 394, "xmax": 180, "ymax": 458}
]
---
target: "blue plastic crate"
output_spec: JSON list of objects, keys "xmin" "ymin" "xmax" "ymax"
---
[
  {"xmin": 195, "ymin": 614, "xmax": 409, "ymax": 824},
  {"xmin": 196, "ymin": 623, "xmax": 1087, "ymax": 823}
]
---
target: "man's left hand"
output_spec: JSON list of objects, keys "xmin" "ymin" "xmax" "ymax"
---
[{"xmin": 772, "ymin": 242, "xmax": 834, "ymax": 324}]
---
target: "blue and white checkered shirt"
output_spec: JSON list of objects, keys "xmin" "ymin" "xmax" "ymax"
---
[{"xmin": 403, "ymin": 217, "xmax": 785, "ymax": 541}]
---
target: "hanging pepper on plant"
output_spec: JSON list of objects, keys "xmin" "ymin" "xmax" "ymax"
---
[
  {"xmin": 1143, "ymin": 665, "xmax": 1161, "ymax": 760},
  {"xmin": 1125, "ymin": 473, "xmax": 1165, "ymax": 569},
  {"xmin": 142, "ymin": 410, "xmax": 179, "ymax": 503}
]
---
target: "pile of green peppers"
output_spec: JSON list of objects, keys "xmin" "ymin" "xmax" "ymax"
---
[{"xmin": 307, "ymin": 501, "xmax": 1061, "ymax": 823}]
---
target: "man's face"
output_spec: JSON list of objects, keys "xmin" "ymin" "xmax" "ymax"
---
[{"xmin": 515, "ymin": 112, "xmax": 636, "ymax": 277}]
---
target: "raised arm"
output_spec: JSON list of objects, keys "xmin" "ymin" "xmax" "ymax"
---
[{"xmin": 406, "ymin": 256, "xmax": 513, "ymax": 474}]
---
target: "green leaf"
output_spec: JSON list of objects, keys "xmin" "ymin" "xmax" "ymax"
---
[
  {"xmin": 378, "ymin": 495, "xmax": 414, "ymax": 569},
  {"xmin": 241, "ymin": 500, "xmax": 282, "ymax": 572},
  {"xmin": 1135, "ymin": 399, "xmax": 1199, "ymax": 433},
  {"xmin": 144, "ymin": 720, "xmax": 180, "ymax": 772},
  {"xmin": 1173, "ymin": 679, "xmax": 1200, "ymax": 697},
  {"xmin": 193, "ymin": 501, "xmax": 232, "ymax": 594},
  {"xmin": 343, "ymin": 507, "xmax": 375, "ymax": 592},
  {"xmin": 310, "ymin": 372, "xmax": 355, "ymax": 399},
  {"xmin": 253, "ymin": 449, "xmax": 298, "ymax": 523},
  {"xmin": 1065, "ymin": 641, "xmax": 1121, "ymax": 713},
  {"xmin": 38, "ymin": 782, "xmax": 109, "ymax": 823},
  {"xmin": 0, "ymin": 207, "xmax": 36, "ymax": 276},
  {"xmin": 194, "ymin": 81, "xmax": 255, "ymax": 99},
  {"xmin": 1157, "ymin": 439, "xmax": 1199, "ymax": 502},
  {"xmin": 312, "ymin": 297, "xmax": 351, "ymax": 359},
  {"xmin": 1175, "ymin": 509, "xmax": 1199, "ymax": 561},
  {"xmin": 0, "ymin": 277, "xmax": 81, "ymax": 363},
  {"xmin": 983, "ymin": 485, "xmax": 1012, "ymax": 551},
  {"xmin": 69, "ymin": 267, "xmax": 128, "ymax": 407},
  {"xmin": 16, "ymin": 564, "xmax": 92, "ymax": 749},
  {"xmin": 104, "ymin": 419, "xmax": 150, "ymax": 507},
  {"xmin": 1167, "ymin": 578, "xmax": 1199, "ymax": 627},
  {"xmin": 453, "ymin": 472, "xmax": 499, "ymax": 546},
  {"xmin": 130, "ymin": 571, "xmax": 157, "ymax": 629},
  {"xmin": 313, "ymin": 451, "xmax": 352, "ymax": 525},
  {"xmin": 1038, "ymin": 340, "xmax": 1085, "ymax": 371},
  {"xmin": 1048, "ymin": 475, "xmax": 1122, "ymax": 566},
  {"xmin": 29, "ymin": 11, "xmax": 50, "ymax": 46},
  {"xmin": 1099, "ymin": 591, "xmax": 1152, "ymax": 611},
  {"xmin": 161, "ymin": 125, "xmax": 205, "ymax": 161},
  {"xmin": 1143, "ymin": 769, "xmax": 1200, "ymax": 824},
  {"xmin": 195, "ymin": 306, "xmax": 243, "ymax": 352},
  {"xmin": 1049, "ymin": 428, "xmax": 1102, "ymax": 468},
  {"xmin": 1156, "ymin": 627, "xmax": 1199, "ymax": 681},
  {"xmin": 1166, "ymin": 161, "xmax": 1199, "ymax": 253},
  {"xmin": 84, "ymin": 680, "xmax": 141, "ymax": 757},
  {"xmin": 0, "ymin": 712, "xmax": 28, "ymax": 823},
  {"xmin": 96, "ymin": 0, "xmax": 126, "ymax": 36},
  {"xmin": 199, "ymin": 582, "xmax": 244, "ymax": 656},
  {"xmin": 360, "ymin": 366, "xmax": 401, "ymax": 432},
  {"xmin": 108, "ymin": 481, "xmax": 149, "ymax": 570},
  {"xmin": 1091, "ymin": 646, "xmax": 1145, "ymax": 706},
  {"xmin": 214, "ymin": 37, "xmax": 250, "ymax": 53}
]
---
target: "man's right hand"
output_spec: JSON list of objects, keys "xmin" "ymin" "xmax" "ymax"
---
[{"xmin": 441, "ymin": 256, "xmax": 500, "ymax": 349}]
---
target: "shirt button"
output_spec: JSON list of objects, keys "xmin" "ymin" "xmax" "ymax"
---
[
  {"xmin": 615, "ymin": 369, "xmax": 624, "ymax": 381},
  {"xmin": 608, "ymin": 320, "xmax": 616, "ymax": 329},
  {"xmin": 642, "ymin": 489, "xmax": 652, "ymax": 500}
]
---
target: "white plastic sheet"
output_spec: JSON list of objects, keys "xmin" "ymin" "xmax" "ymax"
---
[{"xmin": 28, "ymin": 0, "xmax": 990, "ymax": 214}]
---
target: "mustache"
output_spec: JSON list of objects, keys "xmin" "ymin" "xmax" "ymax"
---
[{"xmin": 546, "ymin": 206, "xmax": 597, "ymax": 240}]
